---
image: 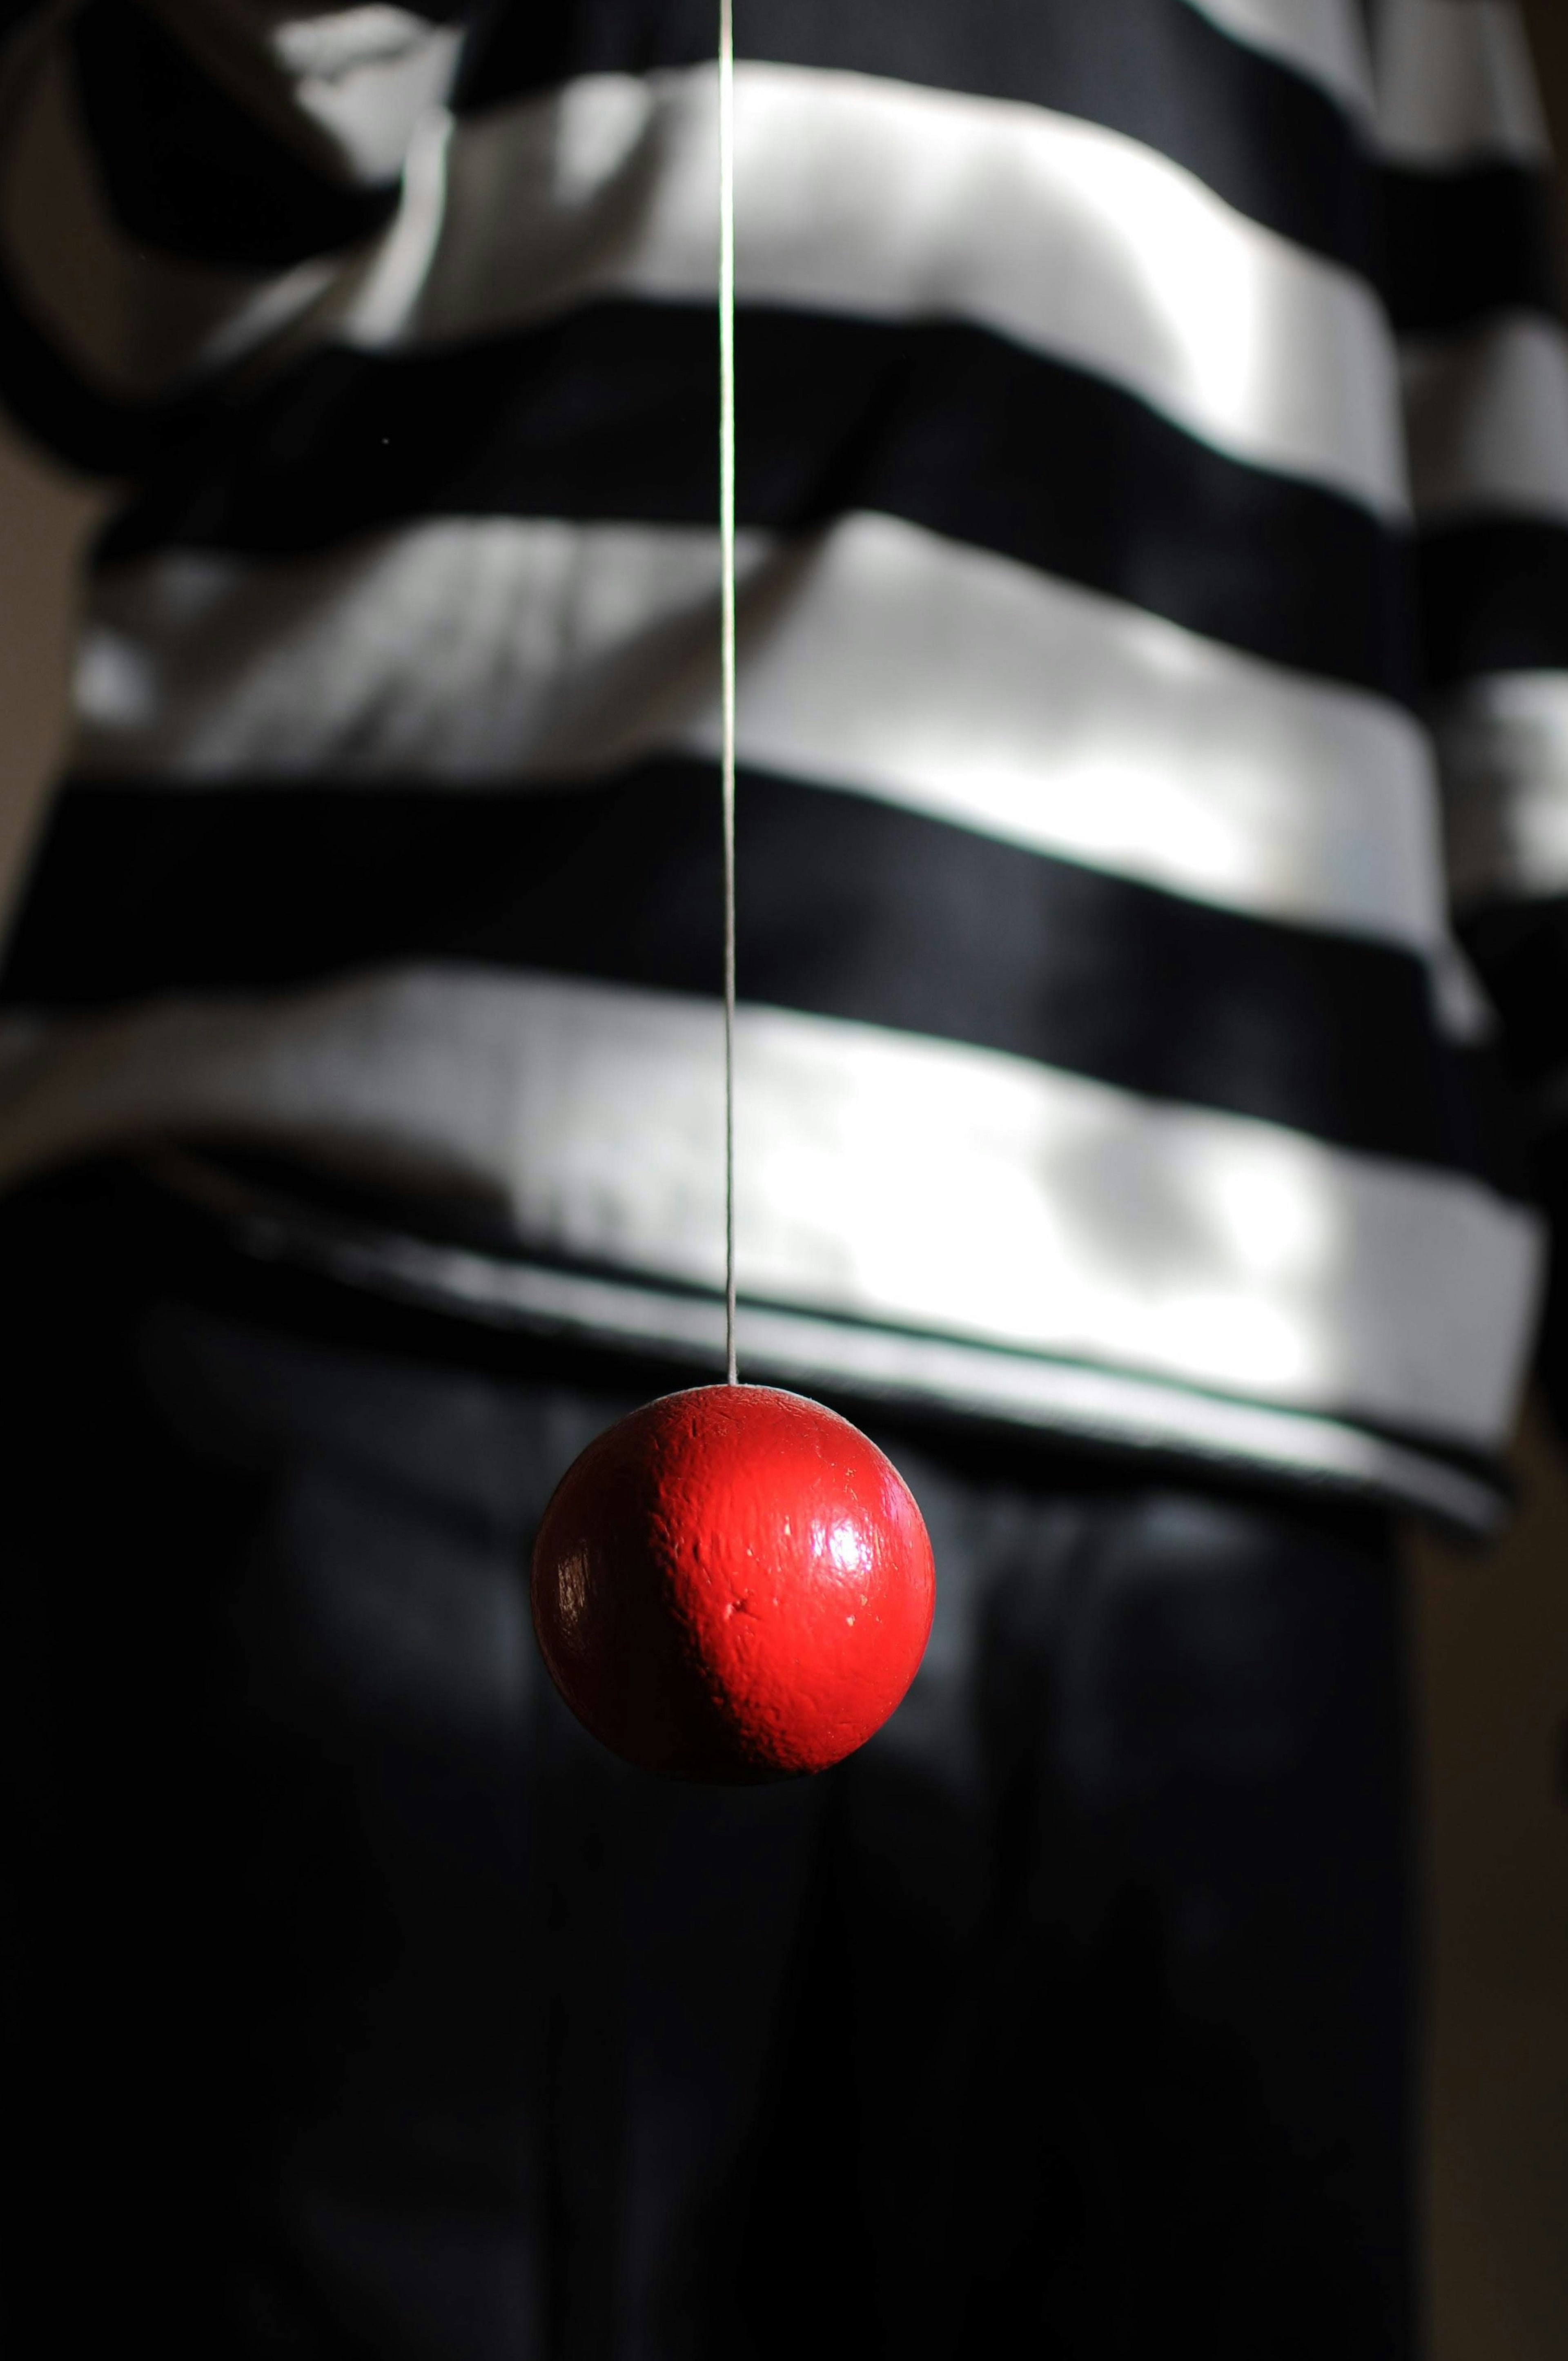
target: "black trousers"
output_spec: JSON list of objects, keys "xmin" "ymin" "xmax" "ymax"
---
[{"xmin": 3, "ymin": 1171, "xmax": 1414, "ymax": 2359}]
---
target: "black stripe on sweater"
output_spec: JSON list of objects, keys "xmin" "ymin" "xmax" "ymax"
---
[
  {"xmin": 71, "ymin": 0, "xmax": 401, "ymax": 269},
  {"xmin": 1419, "ymin": 517, "xmax": 1568, "ymax": 689},
  {"xmin": 1460, "ymin": 898, "xmax": 1568, "ymax": 1099},
  {"xmin": 454, "ymin": 0, "xmax": 1374, "ymax": 276},
  {"xmin": 1379, "ymin": 161, "xmax": 1562, "ymax": 338},
  {"xmin": 2, "ymin": 765, "xmax": 1509, "ymax": 1184},
  {"xmin": 98, "ymin": 302, "xmax": 1415, "ymax": 700}
]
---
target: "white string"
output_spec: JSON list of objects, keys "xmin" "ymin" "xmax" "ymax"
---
[{"xmin": 718, "ymin": 0, "xmax": 738, "ymax": 1387}]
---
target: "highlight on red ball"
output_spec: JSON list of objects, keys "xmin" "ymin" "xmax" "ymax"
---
[{"xmin": 530, "ymin": 1385, "xmax": 935, "ymax": 1783}]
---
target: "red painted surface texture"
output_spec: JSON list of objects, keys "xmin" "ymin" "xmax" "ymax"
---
[{"xmin": 531, "ymin": 1386, "xmax": 935, "ymax": 1781}]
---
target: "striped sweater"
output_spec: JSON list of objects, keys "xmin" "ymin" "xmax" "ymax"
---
[{"xmin": 0, "ymin": 0, "xmax": 1564, "ymax": 1531}]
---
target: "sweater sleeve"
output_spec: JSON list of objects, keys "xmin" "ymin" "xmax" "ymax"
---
[
  {"xmin": 1371, "ymin": 0, "xmax": 1568, "ymax": 1431},
  {"xmin": 0, "ymin": 0, "xmax": 469, "ymax": 468}
]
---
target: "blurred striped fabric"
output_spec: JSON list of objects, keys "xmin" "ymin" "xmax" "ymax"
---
[{"xmin": 0, "ymin": 0, "xmax": 1564, "ymax": 1529}]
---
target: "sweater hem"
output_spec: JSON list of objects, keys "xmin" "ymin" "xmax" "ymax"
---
[{"xmin": 151, "ymin": 1148, "xmax": 1512, "ymax": 1538}]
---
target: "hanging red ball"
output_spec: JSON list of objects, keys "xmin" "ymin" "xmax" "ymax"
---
[{"xmin": 531, "ymin": 1384, "xmax": 935, "ymax": 1782}]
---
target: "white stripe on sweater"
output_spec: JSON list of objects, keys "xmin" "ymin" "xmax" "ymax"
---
[
  {"xmin": 1371, "ymin": 0, "xmax": 1550, "ymax": 167},
  {"xmin": 1436, "ymin": 669, "xmax": 1568, "ymax": 903},
  {"xmin": 353, "ymin": 65, "xmax": 1406, "ymax": 515},
  {"xmin": 73, "ymin": 509, "xmax": 1449, "ymax": 952},
  {"xmin": 0, "ymin": 966, "xmax": 1539, "ymax": 1444},
  {"xmin": 1403, "ymin": 313, "xmax": 1568, "ymax": 526}
]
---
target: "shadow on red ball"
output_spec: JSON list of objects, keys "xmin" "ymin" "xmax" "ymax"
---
[{"xmin": 531, "ymin": 1385, "xmax": 935, "ymax": 1782}]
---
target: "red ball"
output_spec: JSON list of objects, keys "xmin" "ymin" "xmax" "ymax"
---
[{"xmin": 531, "ymin": 1385, "xmax": 935, "ymax": 1782}]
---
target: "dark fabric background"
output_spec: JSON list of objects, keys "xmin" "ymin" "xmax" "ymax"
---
[{"xmin": 2, "ymin": 1171, "xmax": 1412, "ymax": 2359}]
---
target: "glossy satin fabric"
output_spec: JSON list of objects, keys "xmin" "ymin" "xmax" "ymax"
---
[{"xmin": 3, "ymin": 1171, "xmax": 1413, "ymax": 2360}]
